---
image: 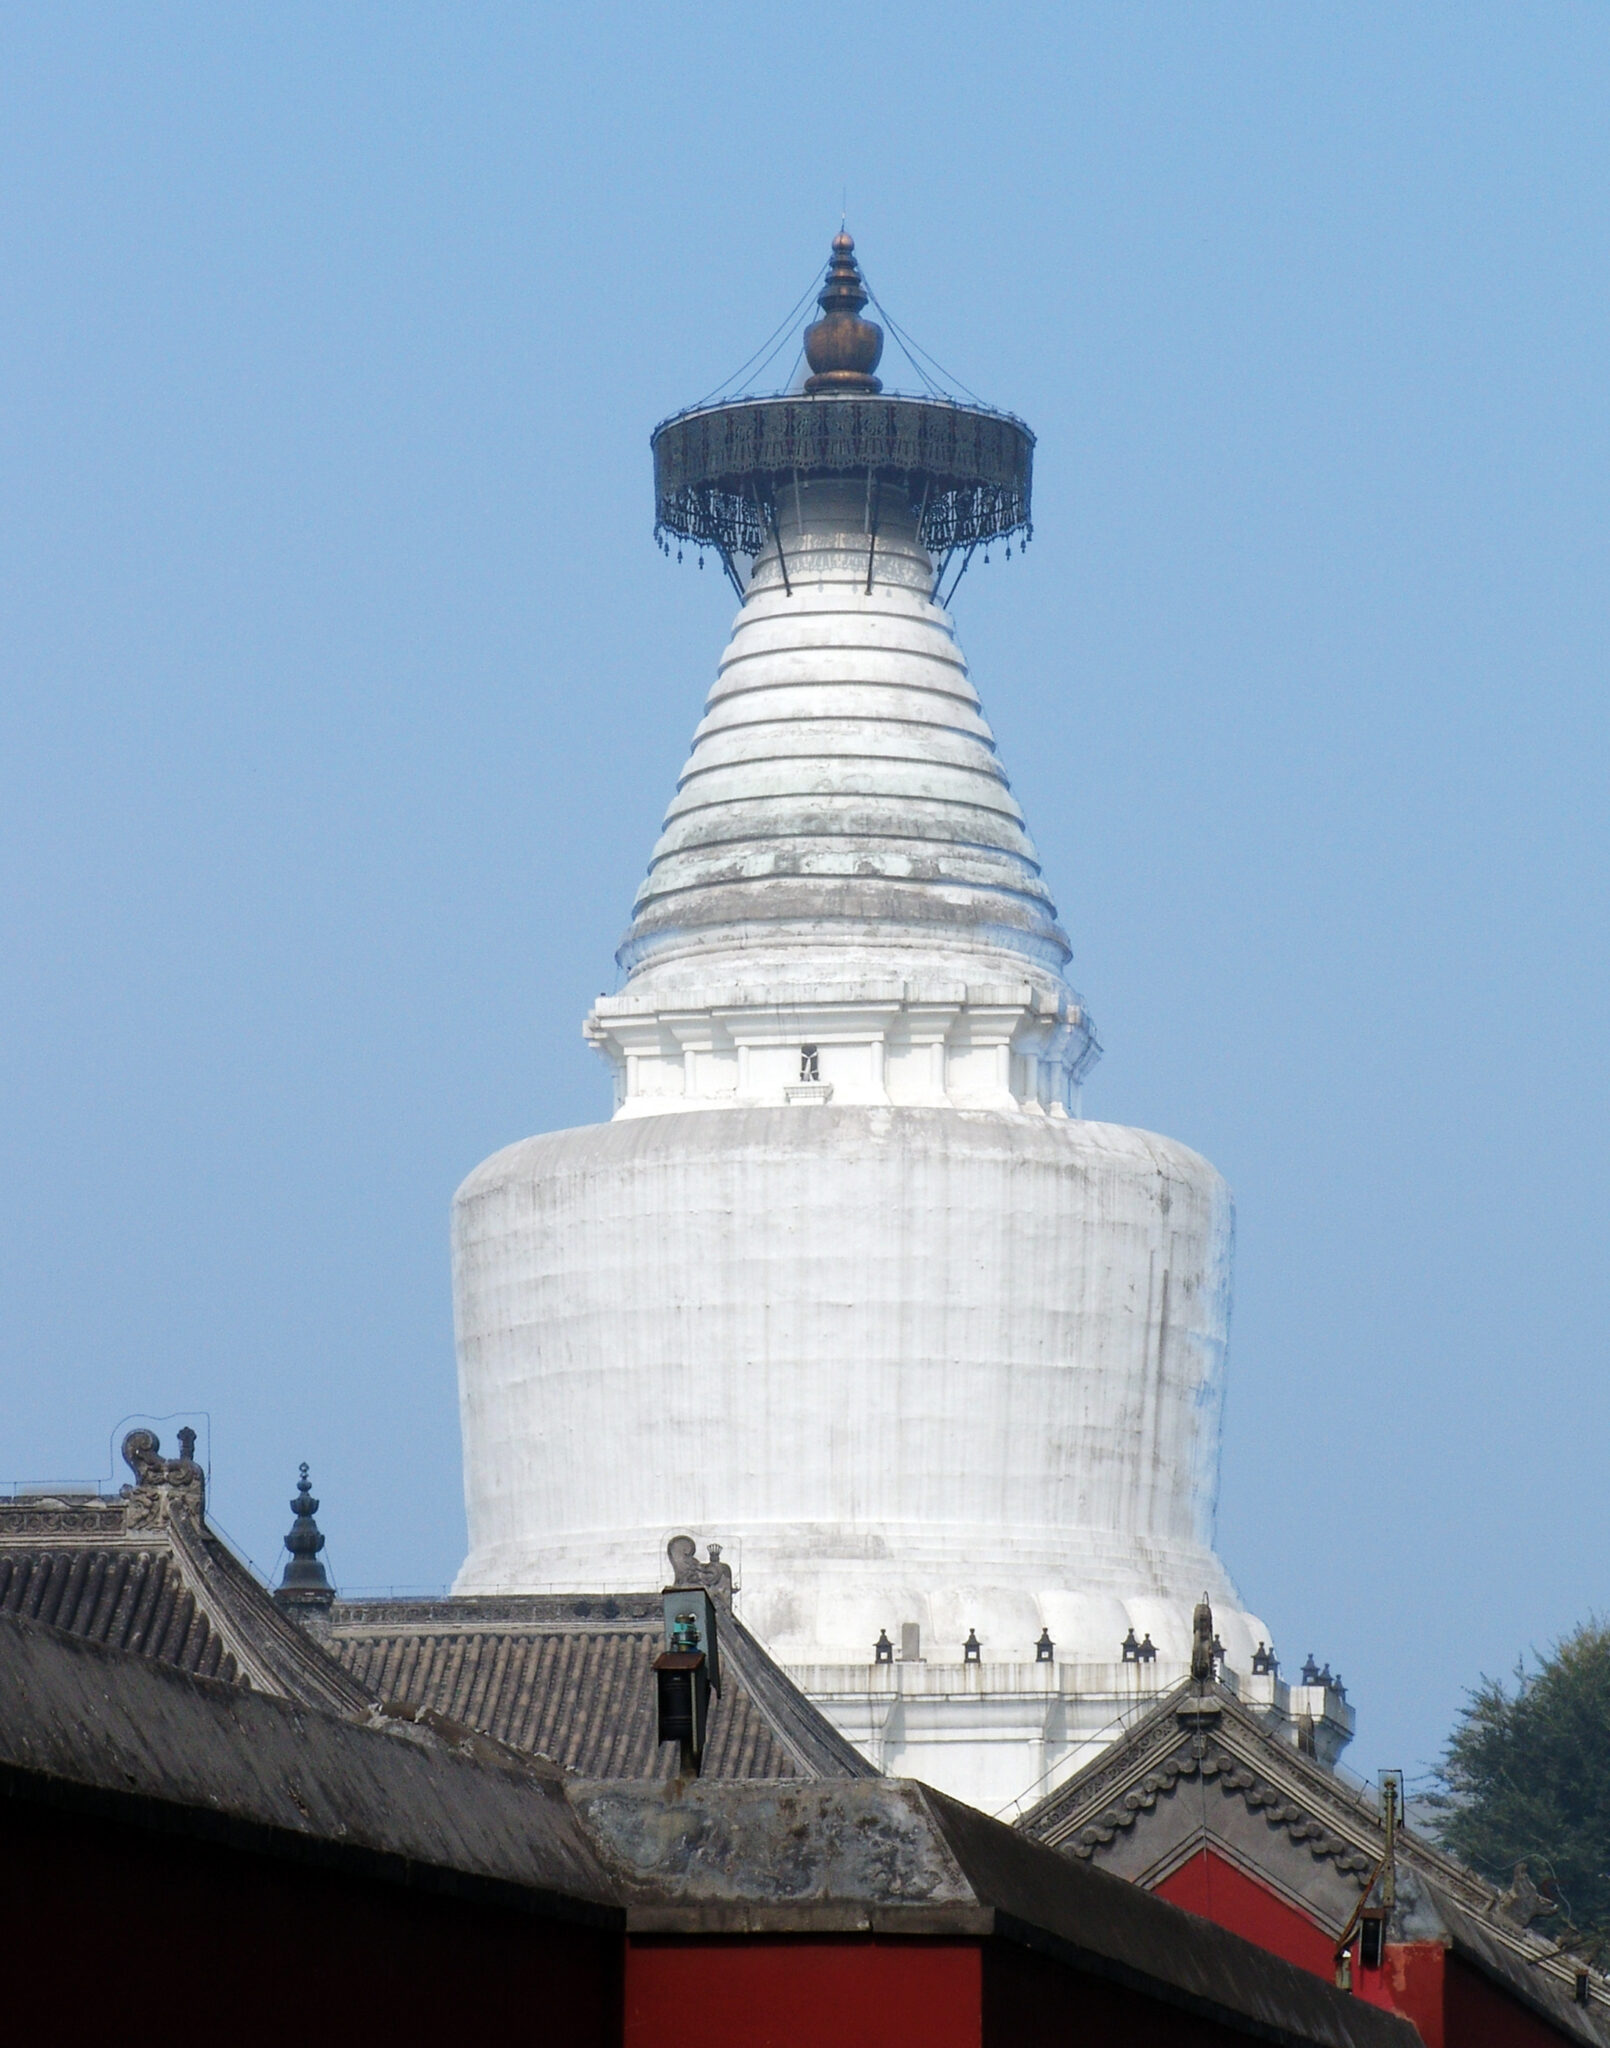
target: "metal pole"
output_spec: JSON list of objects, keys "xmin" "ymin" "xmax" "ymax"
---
[
  {"xmin": 753, "ymin": 481, "xmax": 792, "ymax": 596},
  {"xmin": 1382, "ymin": 1774, "xmax": 1398, "ymax": 1915},
  {"xmin": 940, "ymin": 542, "xmax": 978, "ymax": 610}
]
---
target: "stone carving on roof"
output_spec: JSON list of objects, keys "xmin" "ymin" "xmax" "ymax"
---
[
  {"xmin": 667, "ymin": 1534, "xmax": 734, "ymax": 1602},
  {"xmin": 119, "ymin": 1426, "xmax": 205, "ymax": 1530},
  {"xmin": 0, "ymin": 1505, "xmax": 123, "ymax": 1535},
  {"xmin": 1496, "ymin": 1858, "xmax": 1561, "ymax": 1931}
]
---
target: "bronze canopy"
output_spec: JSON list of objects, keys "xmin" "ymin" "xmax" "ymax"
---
[{"xmin": 652, "ymin": 391, "xmax": 1034, "ymax": 561}]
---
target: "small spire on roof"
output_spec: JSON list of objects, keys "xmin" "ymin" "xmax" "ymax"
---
[
  {"xmin": 277, "ymin": 1461, "xmax": 334, "ymax": 1608},
  {"xmin": 803, "ymin": 231, "xmax": 884, "ymax": 395}
]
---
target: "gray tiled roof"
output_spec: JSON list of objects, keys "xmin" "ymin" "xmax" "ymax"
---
[
  {"xmin": 0, "ymin": 1543, "xmax": 239, "ymax": 1680},
  {"xmin": 328, "ymin": 1594, "xmax": 877, "ymax": 1783},
  {"xmin": 0, "ymin": 1607, "xmax": 619, "ymax": 1917},
  {"xmin": 1018, "ymin": 1677, "xmax": 1610, "ymax": 2045},
  {"xmin": 0, "ymin": 1449, "xmax": 367, "ymax": 1718},
  {"xmin": 0, "ymin": 1434, "xmax": 874, "ymax": 1784}
]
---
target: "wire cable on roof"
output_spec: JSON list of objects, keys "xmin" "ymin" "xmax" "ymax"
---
[
  {"xmin": 851, "ymin": 267, "xmax": 942, "ymax": 398},
  {"xmin": 862, "ymin": 277, "xmax": 987, "ymax": 406},
  {"xmin": 688, "ymin": 254, "xmax": 990, "ymax": 413},
  {"xmin": 692, "ymin": 270, "xmax": 824, "ymax": 409}
]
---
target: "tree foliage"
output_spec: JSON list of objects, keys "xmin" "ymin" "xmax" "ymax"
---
[{"xmin": 1436, "ymin": 1620, "xmax": 1610, "ymax": 1938}]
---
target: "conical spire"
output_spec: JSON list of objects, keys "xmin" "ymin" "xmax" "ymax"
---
[
  {"xmin": 803, "ymin": 232, "xmax": 883, "ymax": 393},
  {"xmin": 614, "ymin": 472, "xmax": 1076, "ymax": 1006}
]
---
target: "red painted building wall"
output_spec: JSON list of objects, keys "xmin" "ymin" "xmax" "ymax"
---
[
  {"xmin": 1376, "ymin": 1941, "xmax": 1448, "ymax": 2047},
  {"xmin": 0, "ymin": 1793, "xmax": 622, "ymax": 2047},
  {"xmin": 626, "ymin": 1931, "xmax": 1347, "ymax": 2048},
  {"xmin": 1446, "ymin": 1956, "xmax": 1585, "ymax": 2048},
  {"xmin": 625, "ymin": 1936, "xmax": 982, "ymax": 2048},
  {"xmin": 1158, "ymin": 1848, "xmax": 1436, "ymax": 2025},
  {"xmin": 1153, "ymin": 1843, "xmax": 1585, "ymax": 2048},
  {"xmin": 1158, "ymin": 1849, "xmax": 1340, "ymax": 1981}
]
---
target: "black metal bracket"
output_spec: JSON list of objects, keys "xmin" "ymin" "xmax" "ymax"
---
[
  {"xmin": 758, "ymin": 484, "xmax": 793, "ymax": 596},
  {"xmin": 938, "ymin": 541, "xmax": 977, "ymax": 610}
]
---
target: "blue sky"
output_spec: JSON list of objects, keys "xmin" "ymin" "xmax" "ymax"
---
[{"xmin": 2, "ymin": 3, "xmax": 1606, "ymax": 1790}]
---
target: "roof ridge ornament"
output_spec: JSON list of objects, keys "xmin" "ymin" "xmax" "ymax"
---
[
  {"xmin": 803, "ymin": 231, "xmax": 883, "ymax": 394},
  {"xmin": 667, "ymin": 1532, "xmax": 734, "ymax": 1605},
  {"xmin": 276, "ymin": 1461, "xmax": 335, "ymax": 1621},
  {"xmin": 119, "ymin": 1426, "xmax": 205, "ymax": 1527},
  {"xmin": 1190, "ymin": 1594, "xmax": 1225, "ymax": 1686}
]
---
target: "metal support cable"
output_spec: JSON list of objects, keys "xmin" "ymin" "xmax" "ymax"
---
[
  {"xmin": 691, "ymin": 271, "xmax": 823, "ymax": 409},
  {"xmin": 861, "ymin": 275, "xmax": 987, "ymax": 406}
]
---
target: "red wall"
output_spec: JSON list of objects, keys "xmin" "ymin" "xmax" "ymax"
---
[
  {"xmin": 1157, "ymin": 1848, "xmax": 1339, "ymax": 1980},
  {"xmin": 1154, "ymin": 1850, "xmax": 1447, "ymax": 2034},
  {"xmin": 625, "ymin": 1936, "xmax": 982, "ymax": 2048},
  {"xmin": 627, "ymin": 1933, "xmax": 1322, "ymax": 2048},
  {"xmin": 1379, "ymin": 1941, "xmax": 1447, "ymax": 2048},
  {"xmin": 1153, "ymin": 1847, "xmax": 1584, "ymax": 2048},
  {"xmin": 0, "ymin": 1792, "xmax": 621, "ymax": 2046}
]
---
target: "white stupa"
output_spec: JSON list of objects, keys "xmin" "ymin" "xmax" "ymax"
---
[{"xmin": 452, "ymin": 237, "xmax": 1351, "ymax": 1809}]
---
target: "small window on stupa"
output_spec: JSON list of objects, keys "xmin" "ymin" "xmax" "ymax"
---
[{"xmin": 800, "ymin": 1045, "xmax": 820, "ymax": 1082}]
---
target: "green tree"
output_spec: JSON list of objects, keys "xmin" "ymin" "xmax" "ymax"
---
[{"xmin": 1436, "ymin": 1620, "xmax": 1610, "ymax": 1939}]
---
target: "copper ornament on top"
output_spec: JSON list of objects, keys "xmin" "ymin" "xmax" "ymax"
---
[{"xmin": 803, "ymin": 232, "xmax": 884, "ymax": 393}]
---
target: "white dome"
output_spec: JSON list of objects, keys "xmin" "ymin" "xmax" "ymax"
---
[{"xmin": 454, "ymin": 1107, "xmax": 1255, "ymax": 1663}]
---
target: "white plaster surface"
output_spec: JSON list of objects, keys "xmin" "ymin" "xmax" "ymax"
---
[
  {"xmin": 452, "ymin": 465, "xmax": 1274, "ymax": 1803},
  {"xmin": 453, "ymin": 1107, "xmax": 1265, "ymax": 1672}
]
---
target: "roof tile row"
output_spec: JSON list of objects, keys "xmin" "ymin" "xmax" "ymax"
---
[{"xmin": 0, "ymin": 1549, "xmax": 237, "ymax": 1681}]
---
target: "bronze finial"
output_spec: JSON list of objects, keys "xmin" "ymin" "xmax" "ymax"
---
[{"xmin": 803, "ymin": 231, "xmax": 883, "ymax": 394}]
